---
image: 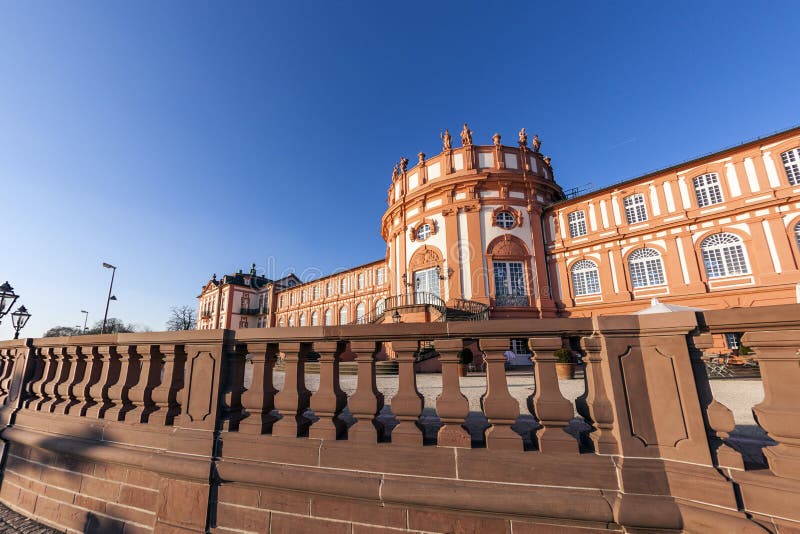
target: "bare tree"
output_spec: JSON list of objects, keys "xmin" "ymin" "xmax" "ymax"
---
[
  {"xmin": 43, "ymin": 318, "xmax": 137, "ymax": 337},
  {"xmin": 166, "ymin": 305, "xmax": 196, "ymax": 331}
]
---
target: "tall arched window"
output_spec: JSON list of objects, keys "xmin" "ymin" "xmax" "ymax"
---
[
  {"xmin": 288, "ymin": 316, "xmax": 296, "ymax": 327},
  {"xmin": 701, "ymin": 233, "xmax": 749, "ymax": 278},
  {"xmin": 299, "ymin": 313, "xmax": 306, "ymax": 327},
  {"xmin": 324, "ymin": 308, "xmax": 332, "ymax": 326},
  {"xmin": 375, "ymin": 298, "xmax": 386, "ymax": 316},
  {"xmin": 571, "ymin": 260, "xmax": 601, "ymax": 296},
  {"xmin": 795, "ymin": 221, "xmax": 800, "ymax": 250},
  {"xmin": 628, "ymin": 248, "xmax": 666, "ymax": 288},
  {"xmin": 339, "ymin": 306, "xmax": 348, "ymax": 325},
  {"xmin": 356, "ymin": 302, "xmax": 366, "ymax": 323},
  {"xmin": 781, "ymin": 148, "xmax": 800, "ymax": 186},
  {"xmin": 623, "ymin": 194, "xmax": 648, "ymax": 224},
  {"xmin": 311, "ymin": 311, "xmax": 319, "ymax": 326},
  {"xmin": 278, "ymin": 318, "xmax": 285, "ymax": 327}
]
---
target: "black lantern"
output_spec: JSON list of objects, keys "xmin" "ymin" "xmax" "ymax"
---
[
  {"xmin": 11, "ymin": 305, "xmax": 31, "ymax": 339},
  {"xmin": 392, "ymin": 309, "xmax": 401, "ymax": 324},
  {"xmin": 0, "ymin": 282, "xmax": 19, "ymax": 322}
]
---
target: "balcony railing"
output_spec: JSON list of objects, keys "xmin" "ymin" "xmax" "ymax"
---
[
  {"xmin": 239, "ymin": 307, "xmax": 260, "ymax": 315},
  {"xmin": 0, "ymin": 303, "xmax": 798, "ymax": 532},
  {"xmin": 494, "ymin": 294, "xmax": 530, "ymax": 307}
]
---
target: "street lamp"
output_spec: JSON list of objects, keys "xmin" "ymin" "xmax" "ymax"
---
[
  {"xmin": 81, "ymin": 310, "xmax": 89, "ymax": 333},
  {"xmin": 101, "ymin": 262, "xmax": 117, "ymax": 334},
  {"xmin": 0, "ymin": 282, "xmax": 19, "ymax": 323},
  {"xmin": 11, "ymin": 305, "xmax": 31, "ymax": 339}
]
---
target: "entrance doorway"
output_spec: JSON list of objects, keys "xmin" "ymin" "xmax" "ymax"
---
[{"xmin": 414, "ymin": 267, "xmax": 440, "ymax": 303}]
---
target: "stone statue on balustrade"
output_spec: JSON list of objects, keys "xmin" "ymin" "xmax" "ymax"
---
[
  {"xmin": 441, "ymin": 129, "xmax": 451, "ymax": 151},
  {"xmin": 493, "ymin": 133, "xmax": 501, "ymax": 147},
  {"xmin": 532, "ymin": 134, "xmax": 541, "ymax": 153},
  {"xmin": 460, "ymin": 123, "xmax": 473, "ymax": 147},
  {"xmin": 518, "ymin": 128, "xmax": 528, "ymax": 147},
  {"xmin": 391, "ymin": 163, "xmax": 399, "ymax": 181},
  {"xmin": 400, "ymin": 157, "xmax": 409, "ymax": 173}
]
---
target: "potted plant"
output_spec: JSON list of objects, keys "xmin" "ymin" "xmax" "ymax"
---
[
  {"xmin": 554, "ymin": 348, "xmax": 575, "ymax": 379},
  {"xmin": 457, "ymin": 348, "xmax": 473, "ymax": 377}
]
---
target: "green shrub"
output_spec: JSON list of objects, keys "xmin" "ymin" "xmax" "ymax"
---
[
  {"xmin": 738, "ymin": 344, "xmax": 753, "ymax": 356},
  {"xmin": 554, "ymin": 348, "xmax": 574, "ymax": 364},
  {"xmin": 458, "ymin": 348, "xmax": 473, "ymax": 365}
]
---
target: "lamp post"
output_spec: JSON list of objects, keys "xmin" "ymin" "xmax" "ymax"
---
[
  {"xmin": 81, "ymin": 309, "xmax": 89, "ymax": 333},
  {"xmin": 101, "ymin": 262, "xmax": 117, "ymax": 334},
  {"xmin": 0, "ymin": 282, "xmax": 19, "ymax": 324},
  {"xmin": 11, "ymin": 305, "xmax": 31, "ymax": 339}
]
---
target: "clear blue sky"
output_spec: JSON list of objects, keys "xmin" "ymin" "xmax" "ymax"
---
[{"xmin": 2, "ymin": 2, "xmax": 798, "ymax": 337}]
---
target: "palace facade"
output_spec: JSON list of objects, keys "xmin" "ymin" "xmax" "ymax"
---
[{"xmin": 197, "ymin": 125, "xmax": 800, "ymax": 350}]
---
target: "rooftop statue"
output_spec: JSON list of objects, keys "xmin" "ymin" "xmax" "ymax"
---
[
  {"xmin": 400, "ymin": 157, "xmax": 409, "ymax": 173},
  {"xmin": 441, "ymin": 129, "xmax": 451, "ymax": 151},
  {"xmin": 418, "ymin": 152, "xmax": 425, "ymax": 164},
  {"xmin": 532, "ymin": 134, "xmax": 541, "ymax": 153},
  {"xmin": 391, "ymin": 163, "xmax": 399, "ymax": 181},
  {"xmin": 519, "ymin": 128, "xmax": 528, "ymax": 147},
  {"xmin": 544, "ymin": 155, "xmax": 551, "ymax": 166},
  {"xmin": 460, "ymin": 123, "xmax": 473, "ymax": 147},
  {"xmin": 493, "ymin": 133, "xmax": 501, "ymax": 146}
]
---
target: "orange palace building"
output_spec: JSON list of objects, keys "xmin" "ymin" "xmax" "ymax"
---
[{"xmin": 197, "ymin": 125, "xmax": 800, "ymax": 351}]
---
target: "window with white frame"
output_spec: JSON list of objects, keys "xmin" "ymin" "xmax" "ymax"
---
[
  {"xmin": 324, "ymin": 309, "xmax": 332, "ymax": 325},
  {"xmin": 326, "ymin": 282, "xmax": 332, "ymax": 297},
  {"xmin": 495, "ymin": 210, "xmax": 515, "ymax": 229},
  {"xmin": 724, "ymin": 333, "xmax": 742, "ymax": 350},
  {"xmin": 375, "ymin": 298, "xmax": 385, "ymax": 315},
  {"xmin": 299, "ymin": 313, "xmax": 306, "ymax": 327},
  {"xmin": 313, "ymin": 285, "xmax": 319, "ymax": 300},
  {"xmin": 701, "ymin": 233, "xmax": 749, "ymax": 278},
  {"xmin": 416, "ymin": 223, "xmax": 431, "ymax": 240},
  {"xmin": 568, "ymin": 211, "xmax": 587, "ymax": 237},
  {"xmin": 493, "ymin": 261, "xmax": 527, "ymax": 296},
  {"xmin": 623, "ymin": 194, "xmax": 648, "ymax": 224},
  {"xmin": 291, "ymin": 293, "xmax": 296, "ymax": 305},
  {"xmin": 311, "ymin": 311, "xmax": 319, "ymax": 326},
  {"xmin": 288, "ymin": 316, "xmax": 295, "ymax": 327},
  {"xmin": 339, "ymin": 306, "xmax": 348, "ymax": 325},
  {"xmin": 510, "ymin": 338, "xmax": 531, "ymax": 355},
  {"xmin": 341, "ymin": 278, "xmax": 348, "ymax": 293},
  {"xmin": 356, "ymin": 302, "xmax": 366, "ymax": 323},
  {"xmin": 795, "ymin": 221, "xmax": 800, "ymax": 250},
  {"xmin": 781, "ymin": 148, "xmax": 800, "ymax": 186},
  {"xmin": 377, "ymin": 268, "xmax": 385, "ymax": 285},
  {"xmin": 279, "ymin": 318, "xmax": 285, "ymax": 327},
  {"xmin": 301, "ymin": 290, "xmax": 306, "ymax": 303},
  {"xmin": 693, "ymin": 173, "xmax": 724, "ymax": 207},
  {"xmin": 571, "ymin": 260, "xmax": 601, "ymax": 296},
  {"xmin": 358, "ymin": 272, "xmax": 365, "ymax": 289},
  {"xmin": 628, "ymin": 248, "xmax": 666, "ymax": 288}
]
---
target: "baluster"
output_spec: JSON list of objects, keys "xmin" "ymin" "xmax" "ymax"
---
[
  {"xmin": 272, "ymin": 342, "xmax": 312, "ymax": 437},
  {"xmin": 24, "ymin": 347, "xmax": 51, "ymax": 410},
  {"xmin": 389, "ymin": 340, "xmax": 424, "ymax": 446},
  {"xmin": 105, "ymin": 345, "xmax": 138, "ymax": 421},
  {"xmin": 577, "ymin": 334, "xmax": 618, "ymax": 454},
  {"xmin": 309, "ymin": 341, "xmax": 348, "ymax": 440},
  {"xmin": 744, "ymin": 329, "xmax": 800, "ymax": 478},
  {"xmin": 41, "ymin": 347, "xmax": 72, "ymax": 413},
  {"xmin": 0, "ymin": 349, "xmax": 13, "ymax": 399},
  {"xmin": 127, "ymin": 345, "xmax": 159, "ymax": 423},
  {"xmin": 220, "ymin": 343, "xmax": 246, "ymax": 431},
  {"xmin": 529, "ymin": 337, "xmax": 578, "ymax": 453},
  {"xmin": 239, "ymin": 342, "xmax": 279, "ymax": 434},
  {"xmin": 480, "ymin": 338, "xmax": 522, "ymax": 450},
  {"xmin": 148, "ymin": 344, "xmax": 185, "ymax": 425},
  {"xmin": 58, "ymin": 345, "xmax": 91, "ymax": 415},
  {"xmin": 434, "ymin": 339, "xmax": 471, "ymax": 447},
  {"xmin": 84, "ymin": 346, "xmax": 117, "ymax": 418},
  {"xmin": 347, "ymin": 340, "xmax": 384, "ymax": 443}
]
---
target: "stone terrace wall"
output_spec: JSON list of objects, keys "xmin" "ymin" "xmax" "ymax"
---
[{"xmin": 0, "ymin": 308, "xmax": 797, "ymax": 533}]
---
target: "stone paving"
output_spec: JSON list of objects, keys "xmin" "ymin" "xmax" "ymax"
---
[{"xmin": 0, "ymin": 502, "xmax": 58, "ymax": 533}]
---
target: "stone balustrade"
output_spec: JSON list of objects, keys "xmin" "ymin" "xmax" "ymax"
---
[{"xmin": 0, "ymin": 307, "xmax": 796, "ymax": 532}]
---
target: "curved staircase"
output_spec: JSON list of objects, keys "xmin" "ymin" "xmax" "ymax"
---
[{"xmin": 353, "ymin": 292, "xmax": 489, "ymax": 324}]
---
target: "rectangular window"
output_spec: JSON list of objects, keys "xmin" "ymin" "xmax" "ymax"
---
[
  {"xmin": 568, "ymin": 211, "xmax": 587, "ymax": 237},
  {"xmin": 358, "ymin": 273, "xmax": 365, "ymax": 290},
  {"xmin": 781, "ymin": 148, "xmax": 800, "ymax": 186},
  {"xmin": 510, "ymin": 338, "xmax": 531, "ymax": 355},
  {"xmin": 623, "ymin": 194, "xmax": 648, "ymax": 224},
  {"xmin": 313, "ymin": 286, "xmax": 319, "ymax": 300},
  {"xmin": 377, "ymin": 268, "xmax": 385, "ymax": 286},
  {"xmin": 493, "ymin": 261, "xmax": 527, "ymax": 306},
  {"xmin": 724, "ymin": 333, "xmax": 741, "ymax": 350},
  {"xmin": 693, "ymin": 173, "xmax": 724, "ymax": 208}
]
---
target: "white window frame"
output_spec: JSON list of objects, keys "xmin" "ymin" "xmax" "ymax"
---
[
  {"xmin": 493, "ymin": 261, "xmax": 527, "ymax": 296},
  {"xmin": 623, "ymin": 193, "xmax": 648, "ymax": 224},
  {"xmin": 571, "ymin": 260, "xmax": 601, "ymax": 296},
  {"xmin": 326, "ymin": 283, "xmax": 332, "ymax": 297},
  {"xmin": 299, "ymin": 314, "xmax": 306, "ymax": 327},
  {"xmin": 781, "ymin": 148, "xmax": 800, "ymax": 186},
  {"xmin": 313, "ymin": 286, "xmax": 319, "ymax": 300},
  {"xmin": 324, "ymin": 309, "xmax": 332, "ymax": 326},
  {"xmin": 628, "ymin": 248, "xmax": 666, "ymax": 288},
  {"xmin": 700, "ymin": 233, "xmax": 750, "ymax": 279},
  {"xmin": 496, "ymin": 211, "xmax": 515, "ymax": 229},
  {"xmin": 341, "ymin": 278, "xmax": 348, "ymax": 293},
  {"xmin": 568, "ymin": 211, "xmax": 587, "ymax": 238},
  {"xmin": 311, "ymin": 311, "xmax": 319, "ymax": 326},
  {"xmin": 358, "ymin": 272, "xmax": 365, "ymax": 290},
  {"xmin": 795, "ymin": 221, "xmax": 800, "ymax": 251},
  {"xmin": 339, "ymin": 306, "xmax": 348, "ymax": 325},
  {"xmin": 693, "ymin": 173, "xmax": 724, "ymax": 208},
  {"xmin": 376, "ymin": 268, "xmax": 385, "ymax": 286},
  {"xmin": 356, "ymin": 302, "xmax": 366, "ymax": 323}
]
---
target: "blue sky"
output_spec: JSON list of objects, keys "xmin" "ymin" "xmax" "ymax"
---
[{"xmin": 1, "ymin": 1, "xmax": 798, "ymax": 337}]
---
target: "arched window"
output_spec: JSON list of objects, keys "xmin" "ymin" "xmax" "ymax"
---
[
  {"xmin": 628, "ymin": 248, "xmax": 666, "ymax": 288},
  {"xmin": 311, "ymin": 311, "xmax": 319, "ymax": 326},
  {"xmin": 299, "ymin": 313, "xmax": 306, "ymax": 327},
  {"xmin": 781, "ymin": 148, "xmax": 800, "ymax": 186},
  {"xmin": 623, "ymin": 194, "xmax": 648, "ymax": 224},
  {"xmin": 324, "ymin": 308, "xmax": 332, "ymax": 325},
  {"xmin": 701, "ymin": 233, "xmax": 749, "ymax": 278},
  {"xmin": 571, "ymin": 260, "xmax": 601, "ymax": 296},
  {"xmin": 339, "ymin": 306, "xmax": 348, "ymax": 325},
  {"xmin": 693, "ymin": 173, "xmax": 724, "ymax": 207},
  {"xmin": 288, "ymin": 316, "xmax": 295, "ymax": 327},
  {"xmin": 795, "ymin": 221, "xmax": 800, "ymax": 250},
  {"xmin": 278, "ymin": 318, "xmax": 285, "ymax": 327},
  {"xmin": 375, "ymin": 298, "xmax": 386, "ymax": 316},
  {"xmin": 568, "ymin": 211, "xmax": 587, "ymax": 237},
  {"xmin": 356, "ymin": 302, "xmax": 366, "ymax": 323}
]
